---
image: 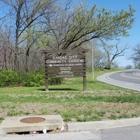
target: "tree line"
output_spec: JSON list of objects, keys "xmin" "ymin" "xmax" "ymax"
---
[{"xmin": 0, "ymin": 0, "xmax": 136, "ymax": 72}]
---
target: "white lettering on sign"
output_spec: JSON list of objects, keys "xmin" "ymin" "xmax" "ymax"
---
[
  {"xmin": 46, "ymin": 60, "xmax": 67, "ymax": 64},
  {"xmin": 69, "ymin": 55, "xmax": 77, "ymax": 59},
  {"xmin": 60, "ymin": 67, "xmax": 71, "ymax": 71},
  {"xmin": 46, "ymin": 54, "xmax": 84, "ymax": 65},
  {"xmin": 53, "ymin": 56, "xmax": 67, "ymax": 60},
  {"xmin": 69, "ymin": 59, "xmax": 84, "ymax": 63},
  {"xmin": 75, "ymin": 63, "xmax": 82, "ymax": 66},
  {"xmin": 59, "ymin": 71, "xmax": 73, "ymax": 74}
]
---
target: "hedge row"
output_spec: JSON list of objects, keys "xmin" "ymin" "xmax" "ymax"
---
[{"xmin": 0, "ymin": 70, "xmax": 63, "ymax": 87}]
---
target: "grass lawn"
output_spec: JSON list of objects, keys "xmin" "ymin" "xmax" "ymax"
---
[{"xmin": 0, "ymin": 68, "xmax": 140, "ymax": 123}]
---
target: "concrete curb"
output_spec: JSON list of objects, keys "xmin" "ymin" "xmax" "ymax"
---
[
  {"xmin": 67, "ymin": 118, "xmax": 140, "ymax": 131},
  {"xmin": 0, "ymin": 115, "xmax": 64, "ymax": 134},
  {"xmin": 0, "ymin": 126, "xmax": 6, "ymax": 136},
  {"xmin": 1, "ymin": 118, "xmax": 140, "ymax": 135}
]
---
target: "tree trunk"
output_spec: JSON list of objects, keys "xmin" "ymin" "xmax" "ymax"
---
[{"xmin": 14, "ymin": 39, "xmax": 19, "ymax": 72}]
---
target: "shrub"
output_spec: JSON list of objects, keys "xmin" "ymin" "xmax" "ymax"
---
[
  {"xmin": 23, "ymin": 72, "xmax": 44, "ymax": 87},
  {"xmin": 0, "ymin": 70, "xmax": 63, "ymax": 87},
  {"xmin": 0, "ymin": 70, "xmax": 20, "ymax": 87},
  {"xmin": 48, "ymin": 78, "xmax": 63, "ymax": 85}
]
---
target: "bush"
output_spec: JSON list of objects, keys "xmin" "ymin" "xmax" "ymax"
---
[
  {"xmin": 0, "ymin": 70, "xmax": 20, "ymax": 87},
  {"xmin": 0, "ymin": 70, "xmax": 63, "ymax": 87},
  {"xmin": 49, "ymin": 78, "xmax": 63, "ymax": 85},
  {"xmin": 23, "ymin": 72, "xmax": 44, "ymax": 87}
]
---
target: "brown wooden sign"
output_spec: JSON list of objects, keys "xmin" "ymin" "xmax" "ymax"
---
[{"xmin": 43, "ymin": 49, "xmax": 88, "ymax": 91}]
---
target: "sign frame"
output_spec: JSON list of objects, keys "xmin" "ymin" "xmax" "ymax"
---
[{"xmin": 43, "ymin": 49, "xmax": 88, "ymax": 91}]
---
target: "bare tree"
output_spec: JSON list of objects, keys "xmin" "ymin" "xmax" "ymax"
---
[
  {"xmin": 101, "ymin": 41, "xmax": 128, "ymax": 69},
  {"xmin": 0, "ymin": 0, "xmax": 57, "ymax": 72},
  {"xmin": 130, "ymin": 44, "xmax": 140, "ymax": 68},
  {"xmin": 0, "ymin": 25, "xmax": 14, "ymax": 70}
]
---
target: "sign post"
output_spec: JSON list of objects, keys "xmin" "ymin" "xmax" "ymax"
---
[{"xmin": 43, "ymin": 49, "xmax": 88, "ymax": 91}]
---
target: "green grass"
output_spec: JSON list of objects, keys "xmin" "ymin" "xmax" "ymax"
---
[{"xmin": 0, "ymin": 68, "xmax": 140, "ymax": 123}]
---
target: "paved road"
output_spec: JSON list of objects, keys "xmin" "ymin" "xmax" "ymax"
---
[
  {"xmin": 1, "ymin": 125, "xmax": 140, "ymax": 140},
  {"xmin": 97, "ymin": 69, "xmax": 140, "ymax": 91},
  {"xmin": 101, "ymin": 125, "xmax": 140, "ymax": 140}
]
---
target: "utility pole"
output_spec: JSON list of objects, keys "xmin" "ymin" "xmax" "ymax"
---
[{"xmin": 92, "ymin": 42, "xmax": 94, "ymax": 80}]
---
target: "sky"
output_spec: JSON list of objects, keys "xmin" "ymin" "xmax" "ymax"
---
[{"xmin": 78, "ymin": 0, "xmax": 140, "ymax": 67}]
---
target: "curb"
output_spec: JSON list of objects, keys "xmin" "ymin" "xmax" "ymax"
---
[
  {"xmin": 1, "ymin": 118, "xmax": 140, "ymax": 135},
  {"xmin": 67, "ymin": 118, "xmax": 140, "ymax": 131},
  {"xmin": 0, "ymin": 126, "xmax": 6, "ymax": 136}
]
